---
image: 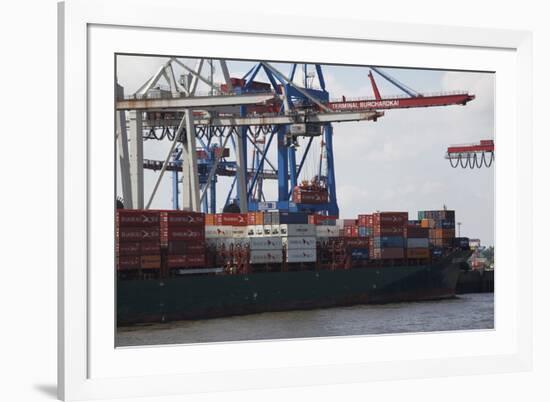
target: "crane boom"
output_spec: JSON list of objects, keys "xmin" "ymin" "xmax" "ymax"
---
[{"xmin": 326, "ymin": 92, "xmax": 475, "ymax": 111}]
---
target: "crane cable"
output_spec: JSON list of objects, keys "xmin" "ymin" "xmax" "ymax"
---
[{"xmin": 448, "ymin": 151, "xmax": 494, "ymax": 169}]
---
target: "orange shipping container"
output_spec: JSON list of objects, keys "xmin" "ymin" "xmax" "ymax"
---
[
  {"xmin": 205, "ymin": 214, "xmax": 216, "ymax": 226},
  {"xmin": 407, "ymin": 248, "xmax": 430, "ymax": 259},
  {"xmin": 421, "ymin": 218, "xmax": 435, "ymax": 228},
  {"xmin": 140, "ymin": 255, "xmax": 161, "ymax": 269},
  {"xmin": 247, "ymin": 212, "xmax": 264, "ymax": 225}
]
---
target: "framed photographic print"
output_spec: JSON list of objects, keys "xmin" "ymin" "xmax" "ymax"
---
[{"xmin": 58, "ymin": 0, "xmax": 533, "ymax": 400}]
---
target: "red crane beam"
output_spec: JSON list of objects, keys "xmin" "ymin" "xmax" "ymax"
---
[
  {"xmin": 447, "ymin": 140, "xmax": 494, "ymax": 154},
  {"xmin": 326, "ymin": 93, "xmax": 475, "ymax": 111}
]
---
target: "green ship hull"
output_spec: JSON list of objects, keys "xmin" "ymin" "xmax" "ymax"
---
[{"xmin": 117, "ymin": 249, "xmax": 471, "ymax": 325}]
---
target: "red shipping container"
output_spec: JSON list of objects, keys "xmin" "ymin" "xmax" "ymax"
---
[
  {"xmin": 293, "ymin": 188, "xmax": 329, "ymax": 204},
  {"xmin": 357, "ymin": 214, "xmax": 373, "ymax": 227},
  {"xmin": 373, "ymin": 212, "xmax": 408, "ymax": 225},
  {"xmin": 186, "ymin": 241, "xmax": 206, "ymax": 254},
  {"xmin": 162, "ymin": 226, "xmax": 205, "ymax": 241},
  {"xmin": 308, "ymin": 215, "xmax": 338, "ymax": 225},
  {"xmin": 167, "ymin": 255, "xmax": 186, "ymax": 268},
  {"xmin": 344, "ymin": 238, "xmax": 370, "ymax": 248},
  {"xmin": 373, "ymin": 226, "xmax": 405, "ymax": 236},
  {"xmin": 167, "ymin": 254, "xmax": 206, "ymax": 268},
  {"xmin": 117, "ymin": 255, "xmax": 140, "ymax": 270},
  {"xmin": 117, "ymin": 227, "xmax": 160, "ymax": 242},
  {"xmin": 116, "ymin": 241, "xmax": 141, "ymax": 256},
  {"xmin": 116, "ymin": 210, "xmax": 160, "ymax": 227},
  {"xmin": 140, "ymin": 241, "xmax": 161, "ymax": 254},
  {"xmin": 186, "ymin": 254, "xmax": 206, "ymax": 267},
  {"xmin": 167, "ymin": 241, "xmax": 186, "ymax": 255},
  {"xmin": 372, "ymin": 248, "xmax": 404, "ymax": 259},
  {"xmin": 215, "ymin": 213, "xmax": 247, "ymax": 226},
  {"xmin": 161, "ymin": 210, "xmax": 205, "ymax": 226},
  {"xmin": 196, "ymin": 148, "xmax": 229, "ymax": 160},
  {"xmin": 167, "ymin": 240, "xmax": 205, "ymax": 255},
  {"xmin": 344, "ymin": 226, "xmax": 359, "ymax": 237},
  {"xmin": 405, "ymin": 226, "xmax": 429, "ymax": 238}
]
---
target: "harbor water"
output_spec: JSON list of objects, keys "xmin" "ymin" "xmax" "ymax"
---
[{"xmin": 116, "ymin": 292, "xmax": 494, "ymax": 347}]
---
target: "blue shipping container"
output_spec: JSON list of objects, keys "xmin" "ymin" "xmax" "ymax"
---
[
  {"xmin": 350, "ymin": 248, "xmax": 369, "ymax": 260},
  {"xmin": 435, "ymin": 219, "xmax": 455, "ymax": 229},
  {"xmin": 358, "ymin": 226, "xmax": 373, "ymax": 237},
  {"xmin": 271, "ymin": 211, "xmax": 308, "ymax": 225},
  {"xmin": 431, "ymin": 247, "xmax": 444, "ymax": 257},
  {"xmin": 373, "ymin": 236, "xmax": 405, "ymax": 248}
]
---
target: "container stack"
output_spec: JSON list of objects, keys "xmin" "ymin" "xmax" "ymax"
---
[
  {"xmin": 405, "ymin": 225, "xmax": 430, "ymax": 259},
  {"xmin": 161, "ymin": 210, "xmax": 206, "ymax": 270},
  {"xmin": 116, "ymin": 210, "xmax": 161, "ymax": 273},
  {"xmin": 345, "ymin": 237, "xmax": 370, "ymax": 265},
  {"xmin": 282, "ymin": 228, "xmax": 316, "ymax": 263},
  {"xmin": 418, "ymin": 210, "xmax": 456, "ymax": 248},
  {"xmin": 205, "ymin": 213, "xmax": 247, "ymax": 266},
  {"xmin": 371, "ymin": 212, "xmax": 408, "ymax": 259},
  {"xmin": 310, "ymin": 215, "xmax": 340, "ymax": 244},
  {"xmin": 249, "ymin": 236, "xmax": 283, "ymax": 264},
  {"xmin": 357, "ymin": 214, "xmax": 374, "ymax": 238}
]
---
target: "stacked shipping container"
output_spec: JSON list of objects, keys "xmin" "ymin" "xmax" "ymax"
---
[
  {"xmin": 405, "ymin": 225, "xmax": 430, "ymax": 259},
  {"xmin": 418, "ymin": 210, "xmax": 456, "ymax": 248},
  {"xmin": 162, "ymin": 210, "xmax": 206, "ymax": 269},
  {"xmin": 205, "ymin": 213, "xmax": 247, "ymax": 267},
  {"xmin": 371, "ymin": 212, "xmax": 408, "ymax": 259},
  {"xmin": 281, "ymin": 222, "xmax": 316, "ymax": 263},
  {"xmin": 116, "ymin": 210, "xmax": 161, "ymax": 271}
]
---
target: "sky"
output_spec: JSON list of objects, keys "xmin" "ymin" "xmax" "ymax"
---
[{"xmin": 116, "ymin": 55, "xmax": 495, "ymax": 246}]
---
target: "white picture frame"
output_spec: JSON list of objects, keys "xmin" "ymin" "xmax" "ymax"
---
[{"xmin": 58, "ymin": 0, "xmax": 533, "ymax": 400}]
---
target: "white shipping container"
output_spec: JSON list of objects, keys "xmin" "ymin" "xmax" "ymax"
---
[
  {"xmin": 262, "ymin": 224, "xmax": 272, "ymax": 236},
  {"xmin": 233, "ymin": 238, "xmax": 250, "ymax": 247},
  {"xmin": 231, "ymin": 227, "xmax": 247, "ymax": 238},
  {"xmin": 250, "ymin": 249, "xmax": 283, "ymax": 264},
  {"xmin": 205, "ymin": 225, "xmax": 234, "ymax": 238},
  {"xmin": 335, "ymin": 219, "xmax": 345, "ymax": 229},
  {"xmin": 286, "ymin": 248, "xmax": 317, "ymax": 263},
  {"xmin": 315, "ymin": 225, "xmax": 340, "ymax": 237},
  {"xmin": 279, "ymin": 224, "xmax": 315, "ymax": 237},
  {"xmin": 249, "ymin": 236, "xmax": 283, "ymax": 250},
  {"xmin": 254, "ymin": 225, "xmax": 264, "ymax": 237},
  {"xmin": 246, "ymin": 225, "xmax": 264, "ymax": 237},
  {"xmin": 270, "ymin": 224, "xmax": 280, "ymax": 235},
  {"xmin": 282, "ymin": 236, "xmax": 316, "ymax": 250},
  {"xmin": 407, "ymin": 238, "xmax": 429, "ymax": 248}
]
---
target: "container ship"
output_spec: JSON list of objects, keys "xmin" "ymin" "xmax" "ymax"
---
[{"xmin": 116, "ymin": 207, "xmax": 472, "ymax": 325}]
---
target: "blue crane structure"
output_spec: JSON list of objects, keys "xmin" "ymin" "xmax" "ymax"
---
[{"xmin": 158, "ymin": 61, "xmax": 345, "ymax": 217}]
